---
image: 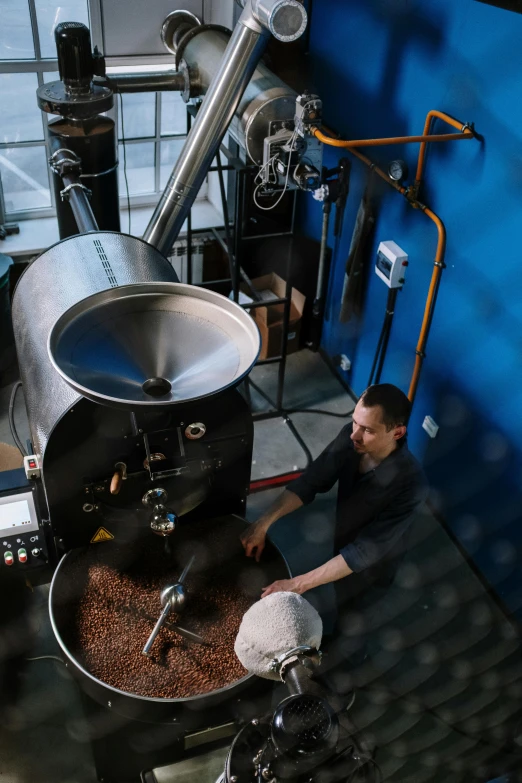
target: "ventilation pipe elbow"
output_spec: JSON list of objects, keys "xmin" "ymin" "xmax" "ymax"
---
[{"xmin": 239, "ymin": 0, "xmax": 307, "ymax": 42}]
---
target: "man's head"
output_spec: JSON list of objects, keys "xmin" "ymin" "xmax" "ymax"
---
[{"xmin": 350, "ymin": 383, "xmax": 411, "ymax": 459}]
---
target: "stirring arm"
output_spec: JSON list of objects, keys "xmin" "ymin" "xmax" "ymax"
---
[{"xmin": 142, "ymin": 603, "xmax": 172, "ymax": 656}]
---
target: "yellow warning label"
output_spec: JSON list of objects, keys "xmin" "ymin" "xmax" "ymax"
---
[{"xmin": 90, "ymin": 527, "xmax": 114, "ymax": 544}]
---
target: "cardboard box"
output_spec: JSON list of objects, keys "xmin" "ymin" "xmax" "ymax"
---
[{"xmin": 241, "ymin": 273, "xmax": 306, "ymax": 360}]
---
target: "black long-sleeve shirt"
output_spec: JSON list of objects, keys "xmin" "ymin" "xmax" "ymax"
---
[{"xmin": 288, "ymin": 425, "xmax": 428, "ymax": 575}]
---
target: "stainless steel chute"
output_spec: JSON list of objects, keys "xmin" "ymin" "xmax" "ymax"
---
[{"xmin": 48, "ymin": 283, "xmax": 260, "ymax": 409}]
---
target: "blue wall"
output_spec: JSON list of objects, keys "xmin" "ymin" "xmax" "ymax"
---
[{"xmin": 298, "ymin": 0, "xmax": 522, "ymax": 616}]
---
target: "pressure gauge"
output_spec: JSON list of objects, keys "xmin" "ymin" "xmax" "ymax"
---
[{"xmin": 388, "ymin": 159, "xmax": 408, "ymax": 183}]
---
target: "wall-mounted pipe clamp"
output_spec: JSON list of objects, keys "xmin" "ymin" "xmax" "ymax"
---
[
  {"xmin": 60, "ymin": 182, "xmax": 92, "ymax": 202},
  {"xmin": 49, "ymin": 148, "xmax": 82, "ymax": 176}
]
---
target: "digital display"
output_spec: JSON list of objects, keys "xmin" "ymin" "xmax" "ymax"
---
[
  {"xmin": 376, "ymin": 251, "xmax": 392, "ymax": 278},
  {"xmin": 0, "ymin": 492, "xmax": 38, "ymax": 534}
]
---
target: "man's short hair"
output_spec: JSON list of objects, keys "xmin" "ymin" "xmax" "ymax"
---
[{"xmin": 360, "ymin": 384, "xmax": 411, "ymax": 430}]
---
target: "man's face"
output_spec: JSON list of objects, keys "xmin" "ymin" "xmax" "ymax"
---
[{"xmin": 350, "ymin": 401, "xmax": 406, "ymax": 457}]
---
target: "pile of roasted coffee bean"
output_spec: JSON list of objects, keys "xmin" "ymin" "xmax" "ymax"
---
[{"xmin": 65, "ymin": 520, "xmax": 258, "ymax": 699}]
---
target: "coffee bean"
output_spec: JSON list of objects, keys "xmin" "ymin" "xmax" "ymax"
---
[{"xmin": 63, "ymin": 520, "xmax": 255, "ymax": 699}]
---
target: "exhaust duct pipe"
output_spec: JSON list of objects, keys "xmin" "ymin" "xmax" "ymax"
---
[{"xmin": 143, "ymin": 0, "xmax": 307, "ymax": 256}]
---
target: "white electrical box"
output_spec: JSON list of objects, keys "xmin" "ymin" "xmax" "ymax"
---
[{"xmin": 375, "ymin": 241, "xmax": 408, "ymax": 288}]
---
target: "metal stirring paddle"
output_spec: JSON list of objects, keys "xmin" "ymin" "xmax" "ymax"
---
[{"xmin": 142, "ymin": 555, "xmax": 195, "ymax": 656}]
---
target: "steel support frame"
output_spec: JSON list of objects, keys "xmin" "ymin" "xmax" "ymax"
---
[{"xmin": 182, "ymin": 105, "xmax": 297, "ymax": 422}]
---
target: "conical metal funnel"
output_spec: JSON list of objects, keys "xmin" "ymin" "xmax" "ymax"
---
[{"xmin": 48, "ymin": 283, "xmax": 260, "ymax": 408}]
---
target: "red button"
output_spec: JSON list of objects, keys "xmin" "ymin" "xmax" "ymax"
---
[
  {"xmin": 18, "ymin": 549, "xmax": 27, "ymax": 564},
  {"xmin": 4, "ymin": 552, "xmax": 14, "ymax": 566},
  {"xmin": 29, "ymin": 460, "xmax": 36, "ymax": 468}
]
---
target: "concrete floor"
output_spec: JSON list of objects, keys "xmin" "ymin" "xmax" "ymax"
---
[{"xmin": 0, "ymin": 350, "xmax": 521, "ymax": 783}]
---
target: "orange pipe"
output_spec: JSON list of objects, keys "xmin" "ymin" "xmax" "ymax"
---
[
  {"xmin": 312, "ymin": 124, "xmax": 473, "ymax": 150},
  {"xmin": 312, "ymin": 109, "xmax": 474, "ymax": 402},
  {"xmin": 333, "ymin": 143, "xmax": 447, "ymax": 403},
  {"xmin": 415, "ymin": 110, "xmax": 470, "ymax": 184},
  {"xmin": 347, "ymin": 147, "xmax": 407, "ymax": 195},
  {"xmin": 407, "ymin": 207, "xmax": 446, "ymax": 401}
]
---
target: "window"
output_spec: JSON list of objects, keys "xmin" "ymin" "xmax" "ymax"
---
[
  {"xmin": 110, "ymin": 66, "xmax": 201, "ymax": 207},
  {"xmin": 0, "ymin": 1, "xmax": 194, "ymax": 221},
  {"xmin": 0, "ymin": 0, "xmax": 91, "ymax": 218}
]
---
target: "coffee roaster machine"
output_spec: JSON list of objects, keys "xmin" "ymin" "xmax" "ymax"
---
[{"xmin": 0, "ymin": 3, "xmax": 376, "ymax": 781}]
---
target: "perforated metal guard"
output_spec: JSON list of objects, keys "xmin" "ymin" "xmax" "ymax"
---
[{"xmin": 281, "ymin": 696, "xmax": 332, "ymax": 748}]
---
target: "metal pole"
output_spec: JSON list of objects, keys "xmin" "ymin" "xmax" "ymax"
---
[
  {"xmin": 143, "ymin": 19, "xmax": 269, "ymax": 255},
  {"xmin": 233, "ymin": 169, "xmax": 246, "ymax": 303},
  {"xmin": 187, "ymin": 210, "xmax": 193, "ymax": 284},
  {"xmin": 108, "ymin": 71, "xmax": 185, "ymax": 93},
  {"xmin": 276, "ymin": 242, "xmax": 294, "ymax": 412},
  {"xmin": 48, "ymin": 143, "xmax": 98, "ymax": 234},
  {"xmin": 142, "ymin": 0, "xmax": 308, "ymax": 256},
  {"xmin": 63, "ymin": 180, "xmax": 99, "ymax": 233},
  {"xmin": 315, "ymin": 202, "xmax": 331, "ymax": 305},
  {"xmin": 216, "ymin": 149, "xmax": 236, "ymax": 286},
  {"xmin": 186, "ymin": 108, "xmax": 193, "ymax": 284}
]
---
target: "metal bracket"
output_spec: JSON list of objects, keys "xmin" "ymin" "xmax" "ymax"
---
[
  {"xmin": 49, "ymin": 148, "xmax": 82, "ymax": 176},
  {"xmin": 49, "ymin": 148, "xmax": 80, "ymax": 163},
  {"xmin": 60, "ymin": 182, "xmax": 92, "ymax": 201},
  {"xmin": 268, "ymin": 645, "xmax": 322, "ymax": 678}
]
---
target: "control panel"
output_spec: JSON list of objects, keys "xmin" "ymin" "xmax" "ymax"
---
[{"xmin": 0, "ymin": 487, "xmax": 48, "ymax": 571}]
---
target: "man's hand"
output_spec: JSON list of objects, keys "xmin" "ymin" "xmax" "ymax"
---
[
  {"xmin": 240, "ymin": 521, "xmax": 269, "ymax": 562},
  {"xmin": 261, "ymin": 578, "xmax": 304, "ymax": 598},
  {"xmin": 261, "ymin": 556, "xmax": 353, "ymax": 598}
]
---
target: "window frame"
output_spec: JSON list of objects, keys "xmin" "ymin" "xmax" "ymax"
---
[{"xmin": 0, "ymin": 0, "xmax": 203, "ymax": 222}]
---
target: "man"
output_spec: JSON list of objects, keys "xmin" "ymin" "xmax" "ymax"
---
[{"xmin": 241, "ymin": 384, "xmax": 428, "ymax": 604}]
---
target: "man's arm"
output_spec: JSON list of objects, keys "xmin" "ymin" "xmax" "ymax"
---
[
  {"xmin": 260, "ymin": 555, "xmax": 353, "ymax": 598},
  {"xmin": 241, "ymin": 490, "xmax": 303, "ymax": 561},
  {"xmin": 260, "ymin": 475, "xmax": 428, "ymax": 596},
  {"xmin": 241, "ymin": 425, "xmax": 353, "ymax": 562},
  {"xmin": 288, "ymin": 424, "xmax": 353, "ymax": 505}
]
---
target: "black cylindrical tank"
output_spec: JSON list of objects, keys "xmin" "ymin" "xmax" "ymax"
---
[{"xmin": 48, "ymin": 116, "xmax": 120, "ymax": 238}]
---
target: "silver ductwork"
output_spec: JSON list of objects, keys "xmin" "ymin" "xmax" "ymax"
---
[
  {"xmin": 249, "ymin": 0, "xmax": 307, "ymax": 41},
  {"xmin": 178, "ymin": 28, "xmax": 298, "ymax": 165},
  {"xmin": 143, "ymin": 0, "xmax": 307, "ymax": 257}
]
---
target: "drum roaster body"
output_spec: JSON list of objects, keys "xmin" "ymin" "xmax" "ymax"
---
[
  {"xmin": 11, "ymin": 230, "xmax": 289, "ymax": 779},
  {"xmin": 47, "ymin": 523, "xmax": 291, "ymax": 781}
]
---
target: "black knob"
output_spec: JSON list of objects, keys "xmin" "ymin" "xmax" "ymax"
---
[{"xmin": 55, "ymin": 22, "xmax": 93, "ymax": 94}]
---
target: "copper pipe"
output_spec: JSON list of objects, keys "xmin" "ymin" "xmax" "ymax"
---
[
  {"xmin": 415, "ymin": 109, "xmax": 472, "ymax": 184},
  {"xmin": 312, "ymin": 109, "xmax": 473, "ymax": 402},
  {"xmin": 337, "ymin": 144, "xmax": 447, "ymax": 404},
  {"xmin": 347, "ymin": 147, "xmax": 407, "ymax": 195},
  {"xmin": 312, "ymin": 125, "xmax": 473, "ymax": 149},
  {"xmin": 407, "ymin": 207, "xmax": 446, "ymax": 401}
]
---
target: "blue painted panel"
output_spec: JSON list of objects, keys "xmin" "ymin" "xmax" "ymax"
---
[{"xmin": 298, "ymin": 0, "xmax": 522, "ymax": 614}]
